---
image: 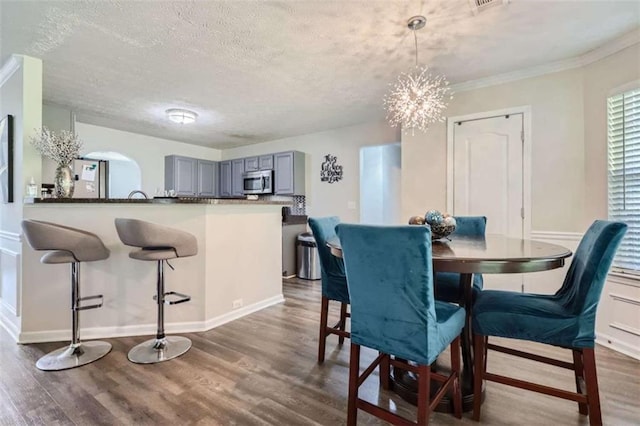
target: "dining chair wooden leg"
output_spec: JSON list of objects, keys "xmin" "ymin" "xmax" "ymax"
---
[
  {"xmin": 379, "ymin": 353, "xmax": 390, "ymax": 390},
  {"xmin": 318, "ymin": 296, "xmax": 329, "ymax": 363},
  {"xmin": 338, "ymin": 302, "xmax": 348, "ymax": 344},
  {"xmin": 472, "ymin": 334, "xmax": 485, "ymax": 421},
  {"xmin": 572, "ymin": 349, "xmax": 589, "ymax": 415},
  {"xmin": 347, "ymin": 343, "xmax": 361, "ymax": 426},
  {"xmin": 582, "ymin": 348, "xmax": 602, "ymax": 426},
  {"xmin": 483, "ymin": 336, "xmax": 489, "ymax": 371},
  {"xmin": 451, "ymin": 336, "xmax": 462, "ymax": 419},
  {"xmin": 417, "ymin": 364, "xmax": 430, "ymax": 426}
]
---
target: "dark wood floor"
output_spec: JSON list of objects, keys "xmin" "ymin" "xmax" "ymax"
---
[{"xmin": 1, "ymin": 278, "xmax": 639, "ymax": 425}]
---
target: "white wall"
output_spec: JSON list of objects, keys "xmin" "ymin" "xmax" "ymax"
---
[
  {"xmin": 223, "ymin": 121, "xmax": 399, "ymax": 223},
  {"xmin": 583, "ymin": 45, "xmax": 640, "ymax": 224},
  {"xmin": 360, "ymin": 143, "xmax": 401, "ymax": 225},
  {"xmin": 75, "ymin": 122, "xmax": 223, "ymax": 197}
]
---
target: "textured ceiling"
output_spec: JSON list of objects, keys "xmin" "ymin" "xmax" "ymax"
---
[{"xmin": 1, "ymin": 0, "xmax": 639, "ymax": 148}]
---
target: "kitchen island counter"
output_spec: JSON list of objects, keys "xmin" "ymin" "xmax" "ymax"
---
[
  {"xmin": 11, "ymin": 201, "xmax": 285, "ymax": 344},
  {"xmin": 25, "ymin": 197, "xmax": 291, "ymax": 205}
]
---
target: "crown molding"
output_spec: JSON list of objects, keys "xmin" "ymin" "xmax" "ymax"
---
[
  {"xmin": 452, "ymin": 28, "xmax": 640, "ymax": 93},
  {"xmin": 0, "ymin": 55, "xmax": 23, "ymax": 89}
]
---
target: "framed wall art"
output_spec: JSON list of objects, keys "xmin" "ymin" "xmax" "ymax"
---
[{"xmin": 0, "ymin": 115, "xmax": 14, "ymax": 203}]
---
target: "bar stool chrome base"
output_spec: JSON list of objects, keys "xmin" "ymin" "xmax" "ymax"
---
[
  {"xmin": 36, "ymin": 341, "xmax": 112, "ymax": 371},
  {"xmin": 127, "ymin": 336, "xmax": 192, "ymax": 364}
]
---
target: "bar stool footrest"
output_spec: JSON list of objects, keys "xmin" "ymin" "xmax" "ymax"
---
[
  {"xmin": 162, "ymin": 291, "xmax": 191, "ymax": 305},
  {"xmin": 75, "ymin": 294, "xmax": 104, "ymax": 311}
]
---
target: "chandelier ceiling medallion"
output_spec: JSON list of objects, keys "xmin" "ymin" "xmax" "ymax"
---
[{"xmin": 384, "ymin": 16, "xmax": 452, "ymax": 133}]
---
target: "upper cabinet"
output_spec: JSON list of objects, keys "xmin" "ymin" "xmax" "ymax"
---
[
  {"xmin": 231, "ymin": 158, "xmax": 245, "ymax": 196},
  {"xmin": 219, "ymin": 160, "xmax": 232, "ymax": 197},
  {"xmin": 165, "ymin": 155, "xmax": 217, "ymax": 197},
  {"xmin": 245, "ymin": 155, "xmax": 274, "ymax": 172},
  {"xmin": 224, "ymin": 151, "xmax": 304, "ymax": 196},
  {"xmin": 197, "ymin": 160, "xmax": 217, "ymax": 197},
  {"xmin": 274, "ymin": 151, "xmax": 305, "ymax": 195},
  {"xmin": 165, "ymin": 155, "xmax": 198, "ymax": 196},
  {"xmin": 259, "ymin": 155, "xmax": 274, "ymax": 170},
  {"xmin": 244, "ymin": 156, "xmax": 259, "ymax": 172}
]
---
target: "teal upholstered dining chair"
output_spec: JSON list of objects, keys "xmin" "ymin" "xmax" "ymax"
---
[
  {"xmin": 434, "ymin": 216, "xmax": 486, "ymax": 303},
  {"xmin": 472, "ymin": 220, "xmax": 627, "ymax": 426},
  {"xmin": 337, "ymin": 224, "xmax": 464, "ymax": 426},
  {"xmin": 308, "ymin": 217, "xmax": 350, "ymax": 363}
]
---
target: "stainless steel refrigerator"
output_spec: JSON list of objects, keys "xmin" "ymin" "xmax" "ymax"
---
[{"xmin": 72, "ymin": 158, "xmax": 108, "ymax": 199}]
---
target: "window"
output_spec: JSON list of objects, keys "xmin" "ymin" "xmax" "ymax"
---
[{"xmin": 608, "ymin": 87, "xmax": 640, "ymax": 273}]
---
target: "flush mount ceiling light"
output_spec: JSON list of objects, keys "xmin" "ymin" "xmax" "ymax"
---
[
  {"xmin": 384, "ymin": 16, "xmax": 452, "ymax": 133},
  {"xmin": 165, "ymin": 108, "xmax": 198, "ymax": 124}
]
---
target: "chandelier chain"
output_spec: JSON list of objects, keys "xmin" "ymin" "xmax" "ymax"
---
[{"xmin": 414, "ymin": 30, "xmax": 418, "ymax": 67}]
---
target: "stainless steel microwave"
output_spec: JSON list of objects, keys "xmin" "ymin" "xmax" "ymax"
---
[{"xmin": 243, "ymin": 170, "xmax": 274, "ymax": 195}]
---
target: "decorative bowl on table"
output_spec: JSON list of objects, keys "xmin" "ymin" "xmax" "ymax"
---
[{"xmin": 408, "ymin": 210, "xmax": 456, "ymax": 240}]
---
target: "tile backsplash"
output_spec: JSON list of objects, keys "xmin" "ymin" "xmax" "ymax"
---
[{"xmin": 262, "ymin": 195, "xmax": 306, "ymax": 215}]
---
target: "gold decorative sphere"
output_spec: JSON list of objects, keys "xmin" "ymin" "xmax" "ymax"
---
[{"xmin": 408, "ymin": 216, "xmax": 426, "ymax": 225}]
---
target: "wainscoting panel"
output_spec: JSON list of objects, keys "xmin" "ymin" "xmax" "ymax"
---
[
  {"xmin": 598, "ymin": 277, "xmax": 640, "ymax": 360},
  {"xmin": 0, "ymin": 248, "xmax": 20, "ymax": 316}
]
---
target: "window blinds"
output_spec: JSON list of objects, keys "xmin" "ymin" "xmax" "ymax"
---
[{"xmin": 608, "ymin": 88, "xmax": 640, "ymax": 272}]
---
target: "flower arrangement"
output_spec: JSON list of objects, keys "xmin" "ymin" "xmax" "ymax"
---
[{"xmin": 30, "ymin": 127, "xmax": 83, "ymax": 166}]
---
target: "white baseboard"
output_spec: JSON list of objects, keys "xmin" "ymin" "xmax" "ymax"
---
[
  {"xmin": 17, "ymin": 294, "xmax": 285, "ymax": 344},
  {"xmin": 203, "ymin": 294, "xmax": 285, "ymax": 330},
  {"xmin": 596, "ymin": 332, "xmax": 640, "ymax": 361}
]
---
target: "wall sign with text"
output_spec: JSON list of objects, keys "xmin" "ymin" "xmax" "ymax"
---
[{"xmin": 320, "ymin": 154, "xmax": 343, "ymax": 184}]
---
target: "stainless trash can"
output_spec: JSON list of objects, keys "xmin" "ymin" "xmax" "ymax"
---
[{"xmin": 297, "ymin": 232, "xmax": 321, "ymax": 280}]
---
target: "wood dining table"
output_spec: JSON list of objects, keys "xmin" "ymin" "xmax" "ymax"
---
[{"xmin": 327, "ymin": 233, "xmax": 573, "ymax": 412}]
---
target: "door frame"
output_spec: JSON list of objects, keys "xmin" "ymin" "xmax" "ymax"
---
[{"xmin": 446, "ymin": 106, "xmax": 532, "ymax": 239}]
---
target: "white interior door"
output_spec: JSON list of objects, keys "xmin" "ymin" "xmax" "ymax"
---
[{"xmin": 452, "ymin": 114, "xmax": 524, "ymax": 291}]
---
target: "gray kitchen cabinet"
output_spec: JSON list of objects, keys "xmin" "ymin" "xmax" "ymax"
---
[
  {"xmin": 274, "ymin": 151, "xmax": 305, "ymax": 195},
  {"xmin": 165, "ymin": 155, "xmax": 198, "ymax": 196},
  {"xmin": 231, "ymin": 158, "xmax": 245, "ymax": 196},
  {"xmin": 197, "ymin": 160, "xmax": 217, "ymax": 197},
  {"xmin": 219, "ymin": 160, "xmax": 232, "ymax": 197},
  {"xmin": 245, "ymin": 155, "xmax": 274, "ymax": 172},
  {"xmin": 259, "ymin": 155, "xmax": 274, "ymax": 170},
  {"xmin": 244, "ymin": 156, "xmax": 259, "ymax": 172}
]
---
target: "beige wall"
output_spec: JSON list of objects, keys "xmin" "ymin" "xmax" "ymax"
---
[
  {"xmin": 402, "ymin": 43, "xmax": 640, "ymax": 233},
  {"xmin": 223, "ymin": 121, "xmax": 400, "ymax": 222},
  {"xmin": 75, "ymin": 122, "xmax": 223, "ymax": 196}
]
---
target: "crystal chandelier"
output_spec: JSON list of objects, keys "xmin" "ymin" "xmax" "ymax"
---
[{"xmin": 384, "ymin": 16, "xmax": 452, "ymax": 133}]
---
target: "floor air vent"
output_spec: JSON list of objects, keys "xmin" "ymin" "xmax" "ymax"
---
[{"xmin": 468, "ymin": 0, "xmax": 510, "ymax": 15}]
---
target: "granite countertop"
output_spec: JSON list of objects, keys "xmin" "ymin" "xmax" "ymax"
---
[{"xmin": 25, "ymin": 197, "xmax": 292, "ymax": 205}]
